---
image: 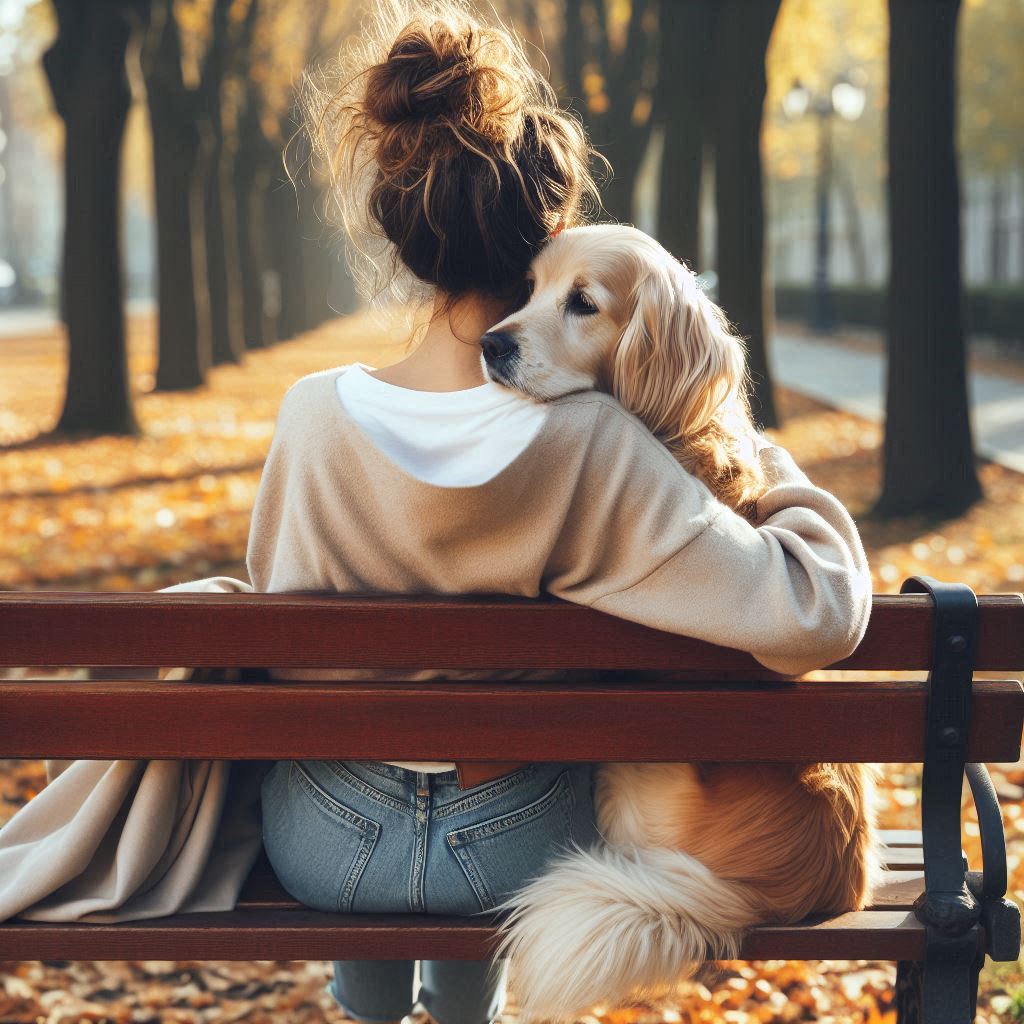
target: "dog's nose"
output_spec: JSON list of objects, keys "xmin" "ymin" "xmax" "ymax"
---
[{"xmin": 480, "ymin": 331, "xmax": 518, "ymax": 363}]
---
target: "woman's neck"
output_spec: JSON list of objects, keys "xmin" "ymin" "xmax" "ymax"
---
[{"xmin": 370, "ymin": 291, "xmax": 514, "ymax": 392}]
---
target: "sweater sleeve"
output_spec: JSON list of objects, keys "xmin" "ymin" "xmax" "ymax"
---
[{"xmin": 548, "ymin": 410, "xmax": 872, "ymax": 676}]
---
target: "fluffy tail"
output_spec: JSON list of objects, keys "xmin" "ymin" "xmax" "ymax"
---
[{"xmin": 497, "ymin": 845, "xmax": 762, "ymax": 1022}]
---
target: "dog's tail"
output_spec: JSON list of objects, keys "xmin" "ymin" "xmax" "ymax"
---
[{"xmin": 496, "ymin": 844, "xmax": 762, "ymax": 1022}]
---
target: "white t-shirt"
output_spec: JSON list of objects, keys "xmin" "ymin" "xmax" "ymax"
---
[
  {"xmin": 335, "ymin": 363, "xmax": 549, "ymax": 774},
  {"xmin": 335, "ymin": 363, "xmax": 548, "ymax": 487}
]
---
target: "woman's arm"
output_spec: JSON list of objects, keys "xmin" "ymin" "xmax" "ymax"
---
[{"xmin": 547, "ymin": 408, "xmax": 872, "ymax": 677}]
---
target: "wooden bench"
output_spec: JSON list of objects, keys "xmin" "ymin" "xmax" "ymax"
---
[{"xmin": 1, "ymin": 577, "xmax": 1022, "ymax": 1023}]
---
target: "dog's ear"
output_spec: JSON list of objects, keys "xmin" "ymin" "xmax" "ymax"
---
[{"xmin": 608, "ymin": 261, "xmax": 747, "ymax": 446}]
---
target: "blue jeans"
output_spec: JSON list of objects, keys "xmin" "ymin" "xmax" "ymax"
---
[{"xmin": 261, "ymin": 759, "xmax": 598, "ymax": 1024}]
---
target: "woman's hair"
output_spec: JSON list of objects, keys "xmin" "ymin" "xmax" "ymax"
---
[{"xmin": 300, "ymin": 0, "xmax": 601, "ymax": 307}]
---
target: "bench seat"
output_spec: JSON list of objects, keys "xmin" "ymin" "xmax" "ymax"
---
[{"xmin": 0, "ymin": 834, "xmax": 944, "ymax": 962}]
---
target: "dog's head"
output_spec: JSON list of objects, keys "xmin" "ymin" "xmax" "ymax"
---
[{"xmin": 480, "ymin": 224, "xmax": 748, "ymax": 449}]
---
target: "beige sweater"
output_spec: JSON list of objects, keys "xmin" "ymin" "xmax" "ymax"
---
[
  {"xmin": 0, "ymin": 366, "xmax": 871, "ymax": 925},
  {"xmin": 247, "ymin": 366, "xmax": 872, "ymax": 676}
]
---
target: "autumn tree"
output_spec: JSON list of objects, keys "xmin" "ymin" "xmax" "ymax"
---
[
  {"xmin": 876, "ymin": 0, "xmax": 981, "ymax": 517},
  {"xmin": 655, "ymin": 0, "xmax": 712, "ymax": 268},
  {"xmin": 653, "ymin": 1, "xmax": 781, "ymax": 428},
  {"xmin": 43, "ymin": 1, "xmax": 140, "ymax": 435},
  {"xmin": 143, "ymin": 0, "xmax": 212, "ymax": 391},
  {"xmin": 233, "ymin": 0, "xmax": 356, "ymax": 343},
  {"xmin": 712, "ymin": 0, "xmax": 782, "ymax": 429},
  {"xmin": 562, "ymin": 0, "xmax": 658, "ymax": 221},
  {"xmin": 197, "ymin": 0, "xmax": 251, "ymax": 366}
]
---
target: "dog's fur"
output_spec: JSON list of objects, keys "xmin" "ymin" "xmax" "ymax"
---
[{"xmin": 481, "ymin": 224, "xmax": 880, "ymax": 1022}]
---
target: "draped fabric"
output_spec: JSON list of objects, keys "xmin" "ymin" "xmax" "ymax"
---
[{"xmin": 0, "ymin": 577, "xmax": 269, "ymax": 924}]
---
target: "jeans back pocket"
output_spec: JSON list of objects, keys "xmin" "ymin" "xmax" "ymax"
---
[
  {"xmin": 261, "ymin": 760, "xmax": 380, "ymax": 913},
  {"xmin": 446, "ymin": 769, "xmax": 575, "ymax": 911}
]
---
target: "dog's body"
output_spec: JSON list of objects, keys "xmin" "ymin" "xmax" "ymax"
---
[{"xmin": 481, "ymin": 225, "xmax": 879, "ymax": 1021}]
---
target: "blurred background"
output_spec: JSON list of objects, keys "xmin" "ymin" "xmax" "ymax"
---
[{"xmin": 0, "ymin": 1, "xmax": 1023, "ymax": 1022}]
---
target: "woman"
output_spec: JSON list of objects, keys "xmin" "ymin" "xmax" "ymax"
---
[{"xmin": 251, "ymin": 4, "xmax": 872, "ymax": 1024}]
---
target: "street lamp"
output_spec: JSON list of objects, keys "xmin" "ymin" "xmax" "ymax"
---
[{"xmin": 784, "ymin": 74, "xmax": 866, "ymax": 332}]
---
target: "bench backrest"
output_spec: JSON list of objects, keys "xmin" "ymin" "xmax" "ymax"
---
[{"xmin": 2, "ymin": 592, "xmax": 1022, "ymax": 764}]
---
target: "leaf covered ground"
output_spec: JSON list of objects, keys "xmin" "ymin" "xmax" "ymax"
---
[{"xmin": 1, "ymin": 311, "xmax": 1022, "ymax": 1023}]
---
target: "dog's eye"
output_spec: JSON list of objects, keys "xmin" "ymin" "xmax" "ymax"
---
[{"xmin": 567, "ymin": 289, "xmax": 598, "ymax": 316}]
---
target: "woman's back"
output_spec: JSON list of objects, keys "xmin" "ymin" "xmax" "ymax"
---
[{"xmin": 247, "ymin": 364, "xmax": 869, "ymax": 678}]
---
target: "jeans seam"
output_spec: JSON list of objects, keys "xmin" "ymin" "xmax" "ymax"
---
[
  {"xmin": 325, "ymin": 760, "xmax": 414, "ymax": 818},
  {"xmin": 337, "ymin": 824, "xmax": 379, "ymax": 913},
  {"xmin": 446, "ymin": 771, "xmax": 573, "ymax": 910},
  {"xmin": 284, "ymin": 762, "xmax": 380, "ymax": 913},
  {"xmin": 291, "ymin": 761, "xmax": 377, "ymax": 831},
  {"xmin": 434, "ymin": 764, "xmax": 537, "ymax": 821},
  {"xmin": 350, "ymin": 759, "xmax": 416, "ymax": 782},
  {"xmin": 447, "ymin": 771, "xmax": 571, "ymax": 844}
]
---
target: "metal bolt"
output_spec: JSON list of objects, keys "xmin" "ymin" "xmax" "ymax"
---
[
  {"xmin": 942, "ymin": 726, "xmax": 961, "ymax": 746},
  {"xmin": 947, "ymin": 634, "xmax": 967, "ymax": 653}
]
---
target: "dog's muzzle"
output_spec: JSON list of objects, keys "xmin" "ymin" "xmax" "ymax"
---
[{"xmin": 480, "ymin": 331, "xmax": 519, "ymax": 366}]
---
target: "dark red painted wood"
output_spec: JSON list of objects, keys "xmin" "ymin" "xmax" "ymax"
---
[
  {"xmin": 0, "ymin": 592, "xmax": 1021, "ymax": 671},
  {"xmin": 0, "ymin": 910, "xmax": 935, "ymax": 962},
  {"xmin": 3, "ymin": 678, "xmax": 1022, "ymax": 762}
]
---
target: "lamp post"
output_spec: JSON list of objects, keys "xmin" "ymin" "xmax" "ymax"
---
[{"xmin": 783, "ymin": 75, "xmax": 866, "ymax": 332}]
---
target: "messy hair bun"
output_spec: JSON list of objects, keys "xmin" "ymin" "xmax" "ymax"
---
[{"xmin": 301, "ymin": 0, "xmax": 601, "ymax": 306}]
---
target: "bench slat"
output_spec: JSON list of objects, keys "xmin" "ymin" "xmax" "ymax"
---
[
  {"xmin": 1, "ymin": 593, "xmax": 1021, "ymax": 671},
  {"xmin": 0, "ymin": 910, "xmax": 936, "ymax": 962},
  {"xmin": 233, "ymin": 853, "xmax": 925, "ymax": 912},
  {"xmin": 878, "ymin": 829, "xmax": 923, "ymax": 847},
  {"xmin": 4, "ymin": 678, "xmax": 1021, "ymax": 762},
  {"xmin": 882, "ymin": 847, "xmax": 925, "ymax": 870}
]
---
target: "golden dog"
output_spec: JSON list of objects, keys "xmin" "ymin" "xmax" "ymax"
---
[{"xmin": 480, "ymin": 224, "xmax": 879, "ymax": 1021}]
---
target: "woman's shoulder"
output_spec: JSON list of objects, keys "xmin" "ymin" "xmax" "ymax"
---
[
  {"xmin": 281, "ymin": 364, "xmax": 353, "ymax": 402},
  {"xmin": 271, "ymin": 365, "xmax": 355, "ymax": 433}
]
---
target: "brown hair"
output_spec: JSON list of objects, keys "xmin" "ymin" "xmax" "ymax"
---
[{"xmin": 301, "ymin": 0, "xmax": 601, "ymax": 307}]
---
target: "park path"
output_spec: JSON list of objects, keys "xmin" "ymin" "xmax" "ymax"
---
[{"xmin": 771, "ymin": 329, "xmax": 1024, "ymax": 474}]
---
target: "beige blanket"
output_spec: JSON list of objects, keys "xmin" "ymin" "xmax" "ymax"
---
[{"xmin": 0, "ymin": 577, "xmax": 270, "ymax": 924}]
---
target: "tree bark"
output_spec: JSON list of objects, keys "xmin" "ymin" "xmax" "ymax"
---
[
  {"xmin": 876, "ymin": 0, "xmax": 981, "ymax": 517},
  {"xmin": 199, "ymin": 0, "xmax": 245, "ymax": 365},
  {"xmin": 711, "ymin": 0, "xmax": 781, "ymax": 429},
  {"xmin": 43, "ymin": 2, "xmax": 139, "ymax": 436},
  {"xmin": 144, "ymin": 0, "xmax": 211, "ymax": 391},
  {"xmin": 656, "ymin": 0, "xmax": 713, "ymax": 268},
  {"xmin": 836, "ymin": 161, "xmax": 869, "ymax": 286},
  {"xmin": 268, "ymin": 168, "xmax": 310, "ymax": 341},
  {"xmin": 563, "ymin": 0, "xmax": 658, "ymax": 223},
  {"xmin": 233, "ymin": 65, "xmax": 274, "ymax": 348},
  {"xmin": 989, "ymin": 172, "xmax": 1006, "ymax": 283},
  {"xmin": 298, "ymin": 168, "xmax": 333, "ymax": 331}
]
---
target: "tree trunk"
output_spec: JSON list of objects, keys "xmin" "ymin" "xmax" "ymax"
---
[
  {"xmin": 292, "ymin": 142, "xmax": 332, "ymax": 333},
  {"xmin": 563, "ymin": 0, "xmax": 657, "ymax": 224},
  {"xmin": 656, "ymin": 0, "xmax": 713, "ymax": 268},
  {"xmin": 836, "ymin": 161, "xmax": 869, "ymax": 286},
  {"xmin": 711, "ymin": 0, "xmax": 781, "ymax": 429},
  {"xmin": 234, "ymin": 101, "xmax": 271, "ymax": 349},
  {"xmin": 145, "ymin": 0, "xmax": 211, "ymax": 391},
  {"xmin": 876, "ymin": 0, "xmax": 981, "ymax": 517},
  {"xmin": 989, "ymin": 172, "xmax": 1006, "ymax": 283},
  {"xmin": 268, "ymin": 172, "xmax": 309, "ymax": 341},
  {"xmin": 200, "ymin": 0, "xmax": 244, "ymax": 365},
  {"xmin": 43, "ymin": 2, "xmax": 138, "ymax": 436}
]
